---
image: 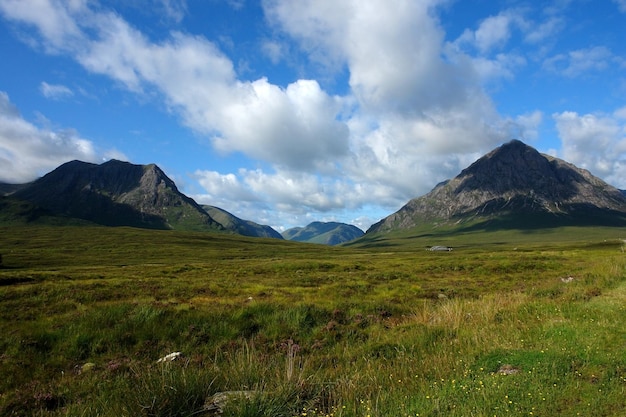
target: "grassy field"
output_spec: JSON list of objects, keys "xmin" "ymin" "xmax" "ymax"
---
[{"xmin": 0, "ymin": 225, "xmax": 625, "ymax": 416}]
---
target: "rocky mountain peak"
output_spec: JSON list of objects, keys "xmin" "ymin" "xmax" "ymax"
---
[
  {"xmin": 368, "ymin": 140, "xmax": 626, "ymax": 234},
  {"xmin": 453, "ymin": 139, "xmax": 576, "ymax": 200},
  {"xmin": 11, "ymin": 159, "xmax": 221, "ymax": 231}
]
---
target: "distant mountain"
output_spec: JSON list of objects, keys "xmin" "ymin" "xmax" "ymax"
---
[
  {"xmin": 368, "ymin": 140, "xmax": 626, "ymax": 234},
  {"xmin": 0, "ymin": 182, "xmax": 29, "ymax": 195},
  {"xmin": 282, "ymin": 221, "xmax": 364, "ymax": 245},
  {"xmin": 6, "ymin": 160, "xmax": 222, "ymax": 231},
  {"xmin": 202, "ymin": 205, "xmax": 283, "ymax": 239}
]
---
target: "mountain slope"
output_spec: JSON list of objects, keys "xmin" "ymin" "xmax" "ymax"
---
[
  {"xmin": 202, "ymin": 205, "xmax": 283, "ymax": 239},
  {"xmin": 368, "ymin": 140, "xmax": 626, "ymax": 234},
  {"xmin": 9, "ymin": 160, "xmax": 222, "ymax": 231},
  {"xmin": 282, "ymin": 221, "xmax": 364, "ymax": 245},
  {"xmin": 0, "ymin": 182, "xmax": 29, "ymax": 195}
]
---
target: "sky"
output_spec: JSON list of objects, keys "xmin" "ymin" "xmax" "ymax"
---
[{"xmin": 1, "ymin": 0, "xmax": 625, "ymax": 232}]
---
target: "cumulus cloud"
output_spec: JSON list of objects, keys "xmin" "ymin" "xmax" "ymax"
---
[
  {"xmin": 450, "ymin": 7, "xmax": 572, "ymax": 84},
  {"xmin": 523, "ymin": 17, "xmax": 564, "ymax": 44},
  {"xmin": 5, "ymin": 2, "xmax": 349, "ymax": 171},
  {"xmin": 192, "ymin": 166, "xmax": 396, "ymax": 231},
  {"xmin": 0, "ymin": 91, "xmax": 99, "ymax": 183},
  {"xmin": 468, "ymin": 53, "xmax": 526, "ymax": 81},
  {"xmin": 513, "ymin": 111, "xmax": 543, "ymax": 141},
  {"xmin": 454, "ymin": 9, "xmax": 551, "ymax": 54},
  {"xmin": 463, "ymin": 13, "xmax": 513, "ymax": 53},
  {"xmin": 261, "ymin": 40, "xmax": 284, "ymax": 64},
  {"xmin": 265, "ymin": 0, "xmax": 467, "ymax": 115},
  {"xmin": 264, "ymin": 0, "xmax": 516, "ymax": 159},
  {"xmin": 554, "ymin": 110, "xmax": 626, "ymax": 188},
  {"xmin": 158, "ymin": 0, "xmax": 187, "ymax": 23},
  {"xmin": 197, "ymin": 168, "xmax": 365, "ymax": 214},
  {"xmin": 212, "ymin": 79, "xmax": 349, "ymax": 170},
  {"xmin": 194, "ymin": 169, "xmax": 258, "ymax": 204},
  {"xmin": 543, "ymin": 46, "xmax": 618, "ymax": 78},
  {"xmin": 0, "ymin": 0, "xmax": 84, "ymax": 52},
  {"xmin": 40, "ymin": 81, "xmax": 73, "ymax": 100}
]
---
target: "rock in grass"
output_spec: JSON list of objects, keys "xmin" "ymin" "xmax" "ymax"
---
[
  {"xmin": 203, "ymin": 391, "xmax": 258, "ymax": 415},
  {"xmin": 156, "ymin": 351, "xmax": 182, "ymax": 363},
  {"xmin": 498, "ymin": 364, "xmax": 520, "ymax": 375},
  {"xmin": 80, "ymin": 362, "xmax": 96, "ymax": 373}
]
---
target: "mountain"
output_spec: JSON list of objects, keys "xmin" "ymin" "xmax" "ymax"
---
[
  {"xmin": 368, "ymin": 140, "xmax": 626, "ymax": 234},
  {"xmin": 202, "ymin": 205, "xmax": 283, "ymax": 239},
  {"xmin": 282, "ymin": 221, "xmax": 364, "ymax": 245},
  {"xmin": 0, "ymin": 182, "xmax": 29, "ymax": 195},
  {"xmin": 6, "ymin": 159, "xmax": 222, "ymax": 231}
]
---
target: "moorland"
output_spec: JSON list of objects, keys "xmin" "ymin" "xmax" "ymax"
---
[{"xmin": 0, "ymin": 224, "xmax": 625, "ymax": 416}]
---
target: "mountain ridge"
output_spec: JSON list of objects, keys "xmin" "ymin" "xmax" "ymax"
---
[
  {"xmin": 2, "ymin": 159, "xmax": 286, "ymax": 237},
  {"xmin": 202, "ymin": 205, "xmax": 283, "ymax": 239},
  {"xmin": 7, "ymin": 159, "xmax": 222, "ymax": 231},
  {"xmin": 282, "ymin": 221, "xmax": 364, "ymax": 245},
  {"xmin": 368, "ymin": 140, "xmax": 626, "ymax": 234}
]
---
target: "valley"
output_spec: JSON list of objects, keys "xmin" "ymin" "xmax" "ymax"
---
[{"xmin": 1, "ymin": 225, "xmax": 625, "ymax": 416}]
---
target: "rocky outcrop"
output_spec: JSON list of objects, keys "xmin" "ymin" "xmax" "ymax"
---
[{"xmin": 203, "ymin": 391, "xmax": 258, "ymax": 415}]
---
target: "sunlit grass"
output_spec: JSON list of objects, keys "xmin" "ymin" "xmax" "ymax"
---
[{"xmin": 1, "ymin": 225, "xmax": 625, "ymax": 415}]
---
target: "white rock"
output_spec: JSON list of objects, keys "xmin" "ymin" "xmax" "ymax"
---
[{"xmin": 157, "ymin": 351, "xmax": 182, "ymax": 363}]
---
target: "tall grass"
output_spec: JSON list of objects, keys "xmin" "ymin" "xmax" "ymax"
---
[{"xmin": 1, "ymin": 226, "xmax": 625, "ymax": 415}]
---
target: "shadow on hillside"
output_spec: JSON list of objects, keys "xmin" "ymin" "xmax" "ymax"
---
[
  {"xmin": 350, "ymin": 206, "xmax": 626, "ymax": 249},
  {"xmin": 455, "ymin": 206, "xmax": 626, "ymax": 234}
]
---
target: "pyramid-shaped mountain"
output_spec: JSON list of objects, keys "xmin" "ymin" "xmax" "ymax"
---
[
  {"xmin": 9, "ymin": 159, "xmax": 223, "ymax": 231},
  {"xmin": 368, "ymin": 140, "xmax": 626, "ymax": 233},
  {"xmin": 282, "ymin": 221, "xmax": 364, "ymax": 245}
]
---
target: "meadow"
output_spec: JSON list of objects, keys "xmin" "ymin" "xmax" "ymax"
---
[{"xmin": 0, "ymin": 225, "xmax": 625, "ymax": 416}]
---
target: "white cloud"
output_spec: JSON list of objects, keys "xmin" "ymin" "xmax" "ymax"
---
[
  {"xmin": 265, "ymin": 0, "xmax": 466, "ymax": 115},
  {"xmin": 513, "ymin": 111, "xmax": 543, "ymax": 141},
  {"xmin": 14, "ymin": 4, "xmax": 349, "ymax": 171},
  {"xmin": 261, "ymin": 40, "xmax": 284, "ymax": 64},
  {"xmin": 473, "ymin": 14, "xmax": 512, "ymax": 53},
  {"xmin": 40, "ymin": 81, "xmax": 73, "ymax": 100},
  {"xmin": 158, "ymin": 0, "xmax": 187, "ymax": 23},
  {"xmin": 553, "ymin": 110, "xmax": 626, "ymax": 188},
  {"xmin": 0, "ymin": 91, "xmax": 99, "ymax": 183},
  {"xmin": 263, "ymin": 0, "xmax": 534, "ymax": 208},
  {"xmin": 614, "ymin": 106, "xmax": 626, "ymax": 120},
  {"xmin": 453, "ymin": 10, "xmax": 528, "ymax": 54},
  {"xmin": 0, "ymin": 0, "xmax": 85, "ymax": 52},
  {"xmin": 543, "ymin": 46, "xmax": 618, "ymax": 78},
  {"xmin": 523, "ymin": 17, "xmax": 564, "ymax": 44},
  {"xmin": 469, "ymin": 53, "xmax": 526, "ymax": 81},
  {"xmin": 448, "ymin": 10, "xmax": 531, "ymax": 85},
  {"xmin": 201, "ymin": 165, "xmax": 404, "ymax": 230},
  {"xmin": 193, "ymin": 169, "xmax": 258, "ymax": 203},
  {"xmin": 192, "ymin": 166, "xmax": 387, "ymax": 230},
  {"xmin": 212, "ymin": 78, "xmax": 349, "ymax": 170}
]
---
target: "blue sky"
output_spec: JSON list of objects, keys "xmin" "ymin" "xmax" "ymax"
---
[{"xmin": 1, "ymin": 0, "xmax": 625, "ymax": 232}]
